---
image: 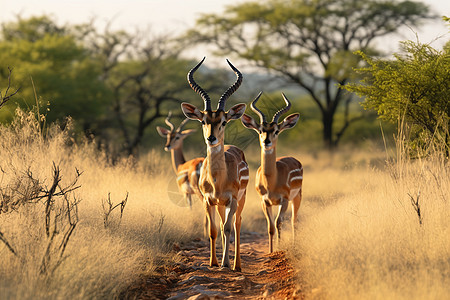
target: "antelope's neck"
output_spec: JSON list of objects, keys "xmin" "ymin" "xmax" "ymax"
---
[
  {"xmin": 261, "ymin": 147, "xmax": 277, "ymax": 178},
  {"xmin": 171, "ymin": 146, "xmax": 186, "ymax": 173},
  {"xmin": 205, "ymin": 142, "xmax": 226, "ymax": 184}
]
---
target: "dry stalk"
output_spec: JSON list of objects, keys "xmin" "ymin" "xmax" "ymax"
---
[
  {"xmin": 39, "ymin": 163, "xmax": 82, "ymax": 275},
  {"xmin": 102, "ymin": 192, "xmax": 128, "ymax": 228},
  {"xmin": 408, "ymin": 191, "xmax": 423, "ymax": 226}
]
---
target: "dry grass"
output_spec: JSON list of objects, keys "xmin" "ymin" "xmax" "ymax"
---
[
  {"xmin": 285, "ymin": 145, "xmax": 450, "ymax": 299},
  {"xmin": 1, "ymin": 110, "xmax": 448, "ymax": 299},
  {"xmin": 0, "ymin": 111, "xmax": 204, "ymax": 299}
]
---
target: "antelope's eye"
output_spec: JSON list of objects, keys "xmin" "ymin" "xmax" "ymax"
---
[
  {"xmin": 274, "ymin": 130, "xmax": 279, "ymax": 135},
  {"xmin": 175, "ymin": 137, "xmax": 180, "ymax": 140},
  {"xmin": 222, "ymin": 121, "xmax": 227, "ymax": 127},
  {"xmin": 201, "ymin": 120, "xmax": 205, "ymax": 125}
]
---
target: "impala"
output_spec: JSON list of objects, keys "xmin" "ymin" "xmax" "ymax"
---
[
  {"xmin": 181, "ymin": 57, "xmax": 249, "ymax": 271},
  {"xmin": 241, "ymin": 92, "xmax": 303, "ymax": 253},
  {"xmin": 156, "ymin": 112, "xmax": 204, "ymax": 208}
]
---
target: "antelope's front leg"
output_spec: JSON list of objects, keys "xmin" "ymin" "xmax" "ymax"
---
[
  {"xmin": 186, "ymin": 193, "xmax": 192, "ymax": 209},
  {"xmin": 233, "ymin": 194, "xmax": 245, "ymax": 271},
  {"xmin": 262, "ymin": 199, "xmax": 275, "ymax": 253},
  {"xmin": 216, "ymin": 205, "xmax": 226, "ymax": 252},
  {"xmin": 275, "ymin": 198, "xmax": 288, "ymax": 247},
  {"xmin": 205, "ymin": 203, "xmax": 219, "ymax": 267},
  {"xmin": 221, "ymin": 198, "xmax": 237, "ymax": 269}
]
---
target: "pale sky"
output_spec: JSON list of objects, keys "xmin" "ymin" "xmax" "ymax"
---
[{"xmin": 1, "ymin": 0, "xmax": 449, "ymax": 64}]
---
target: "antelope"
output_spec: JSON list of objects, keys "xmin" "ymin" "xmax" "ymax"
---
[
  {"xmin": 156, "ymin": 112, "xmax": 204, "ymax": 208},
  {"xmin": 181, "ymin": 57, "xmax": 249, "ymax": 271},
  {"xmin": 241, "ymin": 92, "xmax": 303, "ymax": 253}
]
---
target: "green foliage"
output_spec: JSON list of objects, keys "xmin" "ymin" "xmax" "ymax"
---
[
  {"xmin": 346, "ymin": 41, "xmax": 450, "ymax": 154},
  {"xmin": 187, "ymin": 0, "xmax": 434, "ymax": 148},
  {"xmin": 0, "ymin": 16, "xmax": 110, "ymax": 126}
]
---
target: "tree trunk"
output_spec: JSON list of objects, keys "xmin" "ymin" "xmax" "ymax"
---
[{"xmin": 322, "ymin": 110, "xmax": 335, "ymax": 150}]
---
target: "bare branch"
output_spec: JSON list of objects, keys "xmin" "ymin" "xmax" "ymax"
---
[
  {"xmin": 0, "ymin": 231, "xmax": 17, "ymax": 256},
  {"xmin": 0, "ymin": 67, "xmax": 21, "ymax": 109}
]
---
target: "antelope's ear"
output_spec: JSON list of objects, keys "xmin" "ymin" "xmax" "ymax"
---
[
  {"xmin": 181, "ymin": 102, "xmax": 203, "ymax": 121},
  {"xmin": 241, "ymin": 114, "xmax": 259, "ymax": 132},
  {"xmin": 226, "ymin": 103, "xmax": 246, "ymax": 121},
  {"xmin": 180, "ymin": 129, "xmax": 196, "ymax": 136},
  {"xmin": 279, "ymin": 113, "xmax": 300, "ymax": 132},
  {"xmin": 156, "ymin": 126, "xmax": 170, "ymax": 137}
]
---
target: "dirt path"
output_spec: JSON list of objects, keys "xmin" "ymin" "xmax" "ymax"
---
[{"xmin": 127, "ymin": 231, "xmax": 301, "ymax": 299}]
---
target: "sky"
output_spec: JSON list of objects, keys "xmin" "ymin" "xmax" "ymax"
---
[{"xmin": 1, "ymin": 0, "xmax": 449, "ymax": 66}]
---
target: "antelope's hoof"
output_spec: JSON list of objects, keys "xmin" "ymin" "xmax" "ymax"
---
[
  {"xmin": 220, "ymin": 263, "xmax": 231, "ymax": 270},
  {"xmin": 233, "ymin": 266, "xmax": 242, "ymax": 272},
  {"xmin": 210, "ymin": 262, "xmax": 219, "ymax": 267}
]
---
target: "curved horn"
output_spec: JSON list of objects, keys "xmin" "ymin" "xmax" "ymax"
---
[
  {"xmin": 217, "ymin": 59, "xmax": 243, "ymax": 111},
  {"xmin": 250, "ymin": 92, "xmax": 267, "ymax": 124},
  {"xmin": 165, "ymin": 111, "xmax": 175, "ymax": 131},
  {"xmin": 187, "ymin": 57, "xmax": 211, "ymax": 111},
  {"xmin": 272, "ymin": 93, "xmax": 291, "ymax": 123},
  {"xmin": 177, "ymin": 118, "xmax": 190, "ymax": 132}
]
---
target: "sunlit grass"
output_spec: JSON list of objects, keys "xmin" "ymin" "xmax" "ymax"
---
[
  {"xmin": 0, "ymin": 111, "xmax": 204, "ymax": 299},
  {"xmin": 285, "ymin": 144, "xmax": 450, "ymax": 299},
  {"xmin": 1, "ymin": 110, "xmax": 448, "ymax": 299}
]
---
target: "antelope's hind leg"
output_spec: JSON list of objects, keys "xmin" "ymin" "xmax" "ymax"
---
[
  {"xmin": 291, "ymin": 191, "xmax": 301, "ymax": 240},
  {"xmin": 274, "ymin": 198, "xmax": 288, "ymax": 249}
]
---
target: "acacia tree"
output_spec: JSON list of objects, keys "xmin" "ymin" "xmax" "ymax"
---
[
  {"xmin": 77, "ymin": 22, "xmax": 230, "ymax": 155},
  {"xmin": 346, "ymin": 39, "xmax": 450, "ymax": 156},
  {"xmin": 187, "ymin": 0, "xmax": 433, "ymax": 148}
]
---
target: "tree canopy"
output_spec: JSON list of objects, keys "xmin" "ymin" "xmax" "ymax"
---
[
  {"xmin": 345, "ymin": 39, "xmax": 450, "ymax": 155},
  {"xmin": 187, "ymin": 0, "xmax": 434, "ymax": 148},
  {"xmin": 0, "ymin": 16, "xmax": 241, "ymax": 155},
  {"xmin": 0, "ymin": 16, "xmax": 110, "ymax": 126}
]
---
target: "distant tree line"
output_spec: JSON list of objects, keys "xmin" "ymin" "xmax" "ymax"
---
[{"xmin": 0, "ymin": 0, "xmax": 441, "ymax": 154}]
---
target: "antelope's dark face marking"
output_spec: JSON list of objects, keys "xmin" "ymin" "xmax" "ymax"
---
[
  {"xmin": 181, "ymin": 103, "xmax": 247, "ymax": 147},
  {"xmin": 241, "ymin": 92, "xmax": 300, "ymax": 151},
  {"xmin": 258, "ymin": 122, "xmax": 281, "ymax": 151},
  {"xmin": 156, "ymin": 126, "xmax": 195, "ymax": 151},
  {"xmin": 201, "ymin": 110, "xmax": 227, "ymax": 147}
]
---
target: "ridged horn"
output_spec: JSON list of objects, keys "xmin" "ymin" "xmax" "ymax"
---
[
  {"xmin": 217, "ymin": 59, "xmax": 243, "ymax": 111},
  {"xmin": 177, "ymin": 118, "xmax": 190, "ymax": 132},
  {"xmin": 250, "ymin": 91, "xmax": 267, "ymax": 124},
  {"xmin": 272, "ymin": 93, "xmax": 291, "ymax": 123},
  {"xmin": 165, "ymin": 111, "xmax": 175, "ymax": 131},
  {"xmin": 187, "ymin": 57, "xmax": 211, "ymax": 111}
]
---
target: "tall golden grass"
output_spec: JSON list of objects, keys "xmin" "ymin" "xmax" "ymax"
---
[
  {"xmin": 1, "ymin": 109, "xmax": 448, "ymax": 299},
  {"xmin": 287, "ymin": 139, "xmax": 450, "ymax": 298},
  {"xmin": 0, "ymin": 110, "xmax": 204, "ymax": 299}
]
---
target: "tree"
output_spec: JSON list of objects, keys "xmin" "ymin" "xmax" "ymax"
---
[
  {"xmin": 76, "ymin": 21, "xmax": 232, "ymax": 155},
  {"xmin": 187, "ymin": 0, "xmax": 434, "ymax": 148},
  {"xmin": 0, "ymin": 16, "xmax": 110, "ymax": 127},
  {"xmin": 345, "ymin": 39, "xmax": 450, "ymax": 155}
]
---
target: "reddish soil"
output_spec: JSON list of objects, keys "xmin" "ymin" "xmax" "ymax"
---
[{"xmin": 126, "ymin": 231, "xmax": 302, "ymax": 299}]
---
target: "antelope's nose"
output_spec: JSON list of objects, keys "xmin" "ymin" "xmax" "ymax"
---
[
  {"xmin": 207, "ymin": 135, "xmax": 217, "ymax": 143},
  {"xmin": 264, "ymin": 138, "xmax": 271, "ymax": 146}
]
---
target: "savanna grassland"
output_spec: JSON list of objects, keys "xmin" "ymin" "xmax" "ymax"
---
[
  {"xmin": 287, "ymin": 144, "xmax": 450, "ymax": 299},
  {"xmin": 0, "ymin": 111, "xmax": 205, "ymax": 299},
  {"xmin": 0, "ymin": 111, "xmax": 449, "ymax": 299}
]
